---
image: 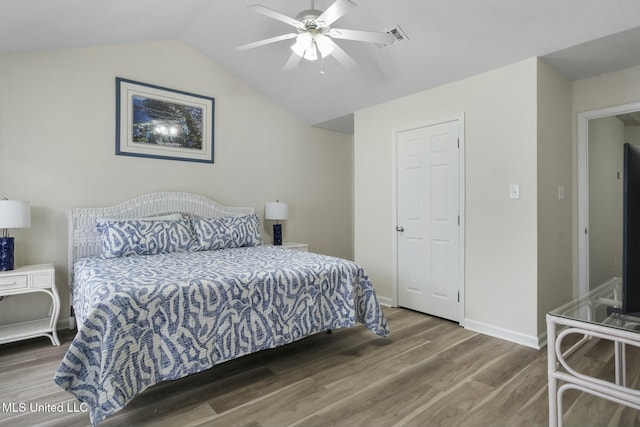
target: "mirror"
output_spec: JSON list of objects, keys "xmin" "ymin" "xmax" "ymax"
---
[{"xmin": 580, "ymin": 108, "xmax": 640, "ymax": 294}]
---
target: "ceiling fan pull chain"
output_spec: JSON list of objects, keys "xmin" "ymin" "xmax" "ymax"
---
[{"xmin": 320, "ymin": 54, "xmax": 325, "ymax": 74}]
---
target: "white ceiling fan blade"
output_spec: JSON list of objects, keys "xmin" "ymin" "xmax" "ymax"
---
[
  {"xmin": 236, "ymin": 33, "xmax": 298, "ymax": 51},
  {"xmin": 283, "ymin": 51, "xmax": 303, "ymax": 70},
  {"xmin": 329, "ymin": 28, "xmax": 395, "ymax": 45},
  {"xmin": 247, "ymin": 4, "xmax": 303, "ymax": 28},
  {"xmin": 326, "ymin": 39, "xmax": 357, "ymax": 69},
  {"xmin": 317, "ymin": 0, "xmax": 356, "ymax": 27}
]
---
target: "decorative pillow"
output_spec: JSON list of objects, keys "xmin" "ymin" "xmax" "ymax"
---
[
  {"xmin": 96, "ymin": 218, "xmax": 197, "ymax": 258},
  {"xmin": 191, "ymin": 214, "xmax": 263, "ymax": 251}
]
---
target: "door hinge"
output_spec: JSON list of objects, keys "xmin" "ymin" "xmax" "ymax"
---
[
  {"xmin": 457, "ymin": 291, "xmax": 460, "ymax": 303},
  {"xmin": 457, "ymin": 138, "xmax": 460, "ymax": 148},
  {"xmin": 457, "ymin": 215, "xmax": 460, "ymax": 225}
]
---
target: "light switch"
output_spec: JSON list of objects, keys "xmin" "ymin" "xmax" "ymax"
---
[{"xmin": 510, "ymin": 184, "xmax": 520, "ymax": 199}]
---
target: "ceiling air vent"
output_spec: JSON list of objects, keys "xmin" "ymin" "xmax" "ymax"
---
[{"xmin": 378, "ymin": 24, "xmax": 408, "ymax": 50}]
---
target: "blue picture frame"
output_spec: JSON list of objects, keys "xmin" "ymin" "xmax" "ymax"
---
[{"xmin": 116, "ymin": 77, "xmax": 214, "ymax": 163}]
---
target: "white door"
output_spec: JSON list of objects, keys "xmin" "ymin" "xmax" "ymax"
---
[{"xmin": 396, "ymin": 120, "xmax": 461, "ymax": 322}]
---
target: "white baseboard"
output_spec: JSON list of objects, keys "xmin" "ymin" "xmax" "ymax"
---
[
  {"xmin": 464, "ymin": 318, "xmax": 541, "ymax": 349},
  {"xmin": 56, "ymin": 317, "xmax": 75, "ymax": 331},
  {"xmin": 377, "ymin": 296, "xmax": 393, "ymax": 307},
  {"xmin": 537, "ymin": 330, "xmax": 548, "ymax": 349},
  {"xmin": 375, "ymin": 300, "xmax": 543, "ymax": 349}
]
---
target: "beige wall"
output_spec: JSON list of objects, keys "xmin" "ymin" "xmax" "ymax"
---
[
  {"xmin": 536, "ymin": 59, "xmax": 573, "ymax": 336},
  {"xmin": 354, "ymin": 58, "xmax": 540, "ymax": 346},
  {"xmin": 0, "ymin": 40, "xmax": 353, "ymax": 326},
  {"xmin": 625, "ymin": 126, "xmax": 640, "ymax": 144},
  {"xmin": 573, "ymin": 64, "xmax": 640, "ymax": 115}
]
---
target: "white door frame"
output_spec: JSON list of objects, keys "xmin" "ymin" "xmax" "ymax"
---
[
  {"xmin": 577, "ymin": 101, "xmax": 640, "ymax": 297},
  {"xmin": 391, "ymin": 114, "xmax": 466, "ymax": 325}
]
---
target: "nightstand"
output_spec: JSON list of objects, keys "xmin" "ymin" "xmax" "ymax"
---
[
  {"xmin": 0, "ymin": 264, "xmax": 60, "ymax": 346},
  {"xmin": 265, "ymin": 242, "xmax": 309, "ymax": 252}
]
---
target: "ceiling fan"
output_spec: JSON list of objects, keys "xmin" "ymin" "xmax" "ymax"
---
[{"xmin": 236, "ymin": 0, "xmax": 396, "ymax": 70}]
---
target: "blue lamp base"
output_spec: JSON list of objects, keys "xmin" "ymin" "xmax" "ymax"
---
[
  {"xmin": 0, "ymin": 237, "xmax": 15, "ymax": 271},
  {"xmin": 273, "ymin": 224, "xmax": 282, "ymax": 246}
]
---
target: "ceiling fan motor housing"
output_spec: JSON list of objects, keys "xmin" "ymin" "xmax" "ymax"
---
[{"xmin": 296, "ymin": 9, "xmax": 329, "ymax": 32}]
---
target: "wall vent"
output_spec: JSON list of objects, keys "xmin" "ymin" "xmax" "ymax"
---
[{"xmin": 378, "ymin": 24, "xmax": 409, "ymax": 50}]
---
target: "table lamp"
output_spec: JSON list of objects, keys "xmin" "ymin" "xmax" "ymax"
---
[
  {"xmin": 265, "ymin": 201, "xmax": 288, "ymax": 246},
  {"xmin": 0, "ymin": 200, "xmax": 31, "ymax": 271}
]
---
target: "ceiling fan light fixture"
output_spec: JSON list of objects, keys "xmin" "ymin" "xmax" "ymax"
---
[
  {"xmin": 305, "ymin": 42, "xmax": 319, "ymax": 61},
  {"xmin": 291, "ymin": 33, "xmax": 333, "ymax": 62},
  {"xmin": 314, "ymin": 33, "xmax": 334, "ymax": 57},
  {"xmin": 291, "ymin": 33, "xmax": 311, "ymax": 56}
]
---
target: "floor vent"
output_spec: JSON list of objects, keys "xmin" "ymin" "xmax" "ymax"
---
[{"xmin": 378, "ymin": 24, "xmax": 409, "ymax": 50}]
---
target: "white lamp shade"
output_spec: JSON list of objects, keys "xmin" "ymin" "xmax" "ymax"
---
[
  {"xmin": 291, "ymin": 33, "xmax": 312, "ymax": 57},
  {"xmin": 0, "ymin": 200, "xmax": 31, "ymax": 229},
  {"xmin": 314, "ymin": 34, "xmax": 334, "ymax": 58},
  {"xmin": 290, "ymin": 32, "xmax": 333, "ymax": 61},
  {"xmin": 265, "ymin": 202, "xmax": 288, "ymax": 221}
]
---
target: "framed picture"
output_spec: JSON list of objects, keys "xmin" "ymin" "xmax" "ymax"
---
[{"xmin": 116, "ymin": 78, "xmax": 214, "ymax": 163}]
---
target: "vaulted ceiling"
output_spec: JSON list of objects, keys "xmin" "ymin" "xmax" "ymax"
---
[{"xmin": 2, "ymin": 0, "xmax": 640, "ymax": 133}]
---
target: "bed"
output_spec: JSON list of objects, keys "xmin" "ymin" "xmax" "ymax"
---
[{"xmin": 53, "ymin": 192, "xmax": 388, "ymax": 425}]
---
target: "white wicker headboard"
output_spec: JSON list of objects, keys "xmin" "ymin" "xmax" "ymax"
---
[{"xmin": 67, "ymin": 192, "xmax": 255, "ymax": 291}]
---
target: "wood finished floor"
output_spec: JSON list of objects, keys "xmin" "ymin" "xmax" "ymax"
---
[{"xmin": 1, "ymin": 306, "xmax": 640, "ymax": 427}]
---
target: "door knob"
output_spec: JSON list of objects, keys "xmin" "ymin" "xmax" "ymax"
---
[{"xmin": 396, "ymin": 226, "xmax": 405, "ymax": 232}]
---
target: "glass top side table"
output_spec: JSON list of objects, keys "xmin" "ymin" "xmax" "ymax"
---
[{"xmin": 547, "ymin": 278, "xmax": 640, "ymax": 427}]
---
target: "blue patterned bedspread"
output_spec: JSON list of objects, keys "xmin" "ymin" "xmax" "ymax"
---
[{"xmin": 54, "ymin": 246, "xmax": 388, "ymax": 425}]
